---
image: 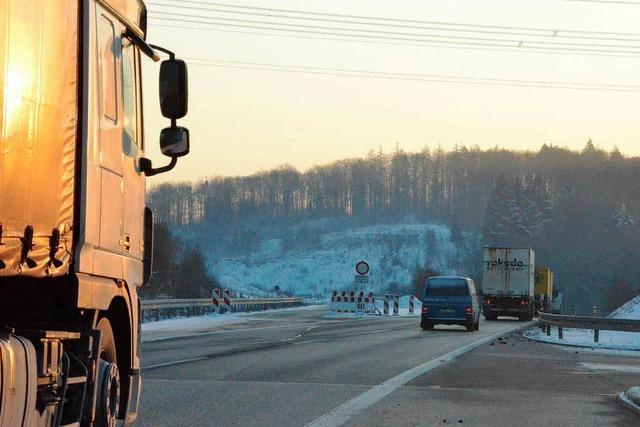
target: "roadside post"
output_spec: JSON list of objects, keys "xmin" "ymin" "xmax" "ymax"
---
[
  {"xmin": 212, "ymin": 288, "xmax": 222, "ymax": 314},
  {"xmin": 409, "ymin": 296, "xmax": 415, "ymax": 314},
  {"xmin": 393, "ymin": 295, "xmax": 399, "ymax": 316},
  {"xmin": 384, "ymin": 294, "xmax": 390, "ymax": 315},
  {"xmin": 223, "ymin": 289, "xmax": 231, "ymax": 313}
]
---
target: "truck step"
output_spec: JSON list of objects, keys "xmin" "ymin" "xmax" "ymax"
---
[{"xmin": 66, "ymin": 376, "xmax": 87, "ymax": 385}]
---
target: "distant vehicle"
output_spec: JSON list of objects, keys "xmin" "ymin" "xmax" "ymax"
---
[
  {"xmin": 421, "ymin": 276, "xmax": 480, "ymax": 332},
  {"xmin": 550, "ymin": 289, "xmax": 564, "ymax": 314},
  {"xmin": 534, "ymin": 266, "xmax": 554, "ymax": 313},
  {"xmin": 482, "ymin": 247, "xmax": 535, "ymax": 321}
]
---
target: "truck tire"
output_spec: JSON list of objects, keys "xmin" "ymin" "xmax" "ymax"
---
[{"xmin": 95, "ymin": 317, "xmax": 120, "ymax": 427}]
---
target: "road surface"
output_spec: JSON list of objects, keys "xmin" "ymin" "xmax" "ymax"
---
[{"xmin": 137, "ymin": 307, "xmax": 638, "ymax": 426}]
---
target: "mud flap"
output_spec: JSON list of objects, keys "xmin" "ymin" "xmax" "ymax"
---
[{"xmin": 124, "ymin": 371, "xmax": 142, "ymax": 425}]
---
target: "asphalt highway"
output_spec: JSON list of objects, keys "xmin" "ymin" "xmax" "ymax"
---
[{"xmin": 137, "ymin": 308, "xmax": 638, "ymax": 426}]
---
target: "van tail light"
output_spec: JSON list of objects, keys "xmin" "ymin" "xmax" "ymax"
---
[
  {"xmin": 484, "ymin": 298, "xmax": 491, "ymax": 305},
  {"xmin": 465, "ymin": 307, "xmax": 473, "ymax": 314},
  {"xmin": 422, "ymin": 306, "xmax": 428, "ymax": 314},
  {"xmin": 520, "ymin": 299, "xmax": 528, "ymax": 306}
]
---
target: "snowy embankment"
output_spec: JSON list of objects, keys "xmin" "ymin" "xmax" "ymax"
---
[
  {"xmin": 619, "ymin": 386, "xmax": 640, "ymax": 416},
  {"xmin": 524, "ymin": 327, "xmax": 640, "ymax": 351},
  {"xmin": 524, "ymin": 295, "xmax": 640, "ymax": 351},
  {"xmin": 209, "ymin": 223, "xmax": 462, "ymax": 297},
  {"xmin": 142, "ymin": 304, "xmax": 326, "ymax": 342},
  {"xmin": 609, "ymin": 296, "xmax": 640, "ymax": 320}
]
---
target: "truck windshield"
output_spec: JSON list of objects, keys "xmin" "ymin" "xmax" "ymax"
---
[{"xmin": 426, "ymin": 278, "xmax": 469, "ymax": 297}]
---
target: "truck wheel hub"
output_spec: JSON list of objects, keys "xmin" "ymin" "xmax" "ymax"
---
[{"xmin": 97, "ymin": 359, "xmax": 120, "ymax": 427}]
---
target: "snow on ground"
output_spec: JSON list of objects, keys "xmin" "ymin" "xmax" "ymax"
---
[
  {"xmin": 524, "ymin": 327, "xmax": 640, "ymax": 351},
  {"xmin": 210, "ymin": 223, "xmax": 462, "ymax": 297},
  {"xmin": 525, "ymin": 295, "xmax": 640, "ymax": 351},
  {"xmin": 609, "ymin": 295, "xmax": 640, "ymax": 320},
  {"xmin": 142, "ymin": 304, "xmax": 326, "ymax": 342},
  {"xmin": 627, "ymin": 387, "xmax": 640, "ymax": 403}
]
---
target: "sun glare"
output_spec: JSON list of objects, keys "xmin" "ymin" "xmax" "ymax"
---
[{"xmin": 3, "ymin": 66, "xmax": 29, "ymax": 134}]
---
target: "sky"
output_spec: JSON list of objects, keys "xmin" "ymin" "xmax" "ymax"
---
[{"xmin": 140, "ymin": 0, "xmax": 640, "ymax": 183}]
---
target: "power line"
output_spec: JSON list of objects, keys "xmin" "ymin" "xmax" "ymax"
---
[
  {"xmin": 148, "ymin": 22, "xmax": 640, "ymax": 58},
  {"xmin": 148, "ymin": 11, "xmax": 640, "ymax": 50},
  {"xmin": 176, "ymin": 57, "xmax": 640, "ymax": 92},
  {"xmin": 147, "ymin": 1, "xmax": 640, "ymax": 42},
  {"xmin": 564, "ymin": 0, "xmax": 640, "ymax": 5},
  {"xmin": 147, "ymin": 0, "xmax": 640, "ymax": 37},
  {"xmin": 147, "ymin": 17, "xmax": 640, "ymax": 56}
]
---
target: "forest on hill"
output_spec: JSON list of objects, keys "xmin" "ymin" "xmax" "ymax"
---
[{"xmin": 147, "ymin": 142, "xmax": 640, "ymax": 314}]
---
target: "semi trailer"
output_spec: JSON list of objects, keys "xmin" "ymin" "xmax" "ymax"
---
[
  {"xmin": 0, "ymin": 1, "xmax": 189, "ymax": 425},
  {"xmin": 481, "ymin": 247, "xmax": 535, "ymax": 321}
]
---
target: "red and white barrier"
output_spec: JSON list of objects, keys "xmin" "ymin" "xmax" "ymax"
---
[
  {"xmin": 393, "ymin": 295, "xmax": 399, "ymax": 316},
  {"xmin": 223, "ymin": 289, "xmax": 231, "ymax": 313},
  {"xmin": 212, "ymin": 288, "xmax": 222, "ymax": 314},
  {"xmin": 330, "ymin": 290, "xmax": 375, "ymax": 314}
]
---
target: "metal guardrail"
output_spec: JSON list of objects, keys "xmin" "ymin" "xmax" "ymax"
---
[
  {"xmin": 140, "ymin": 297, "xmax": 305, "ymax": 322},
  {"xmin": 538, "ymin": 312, "xmax": 640, "ymax": 343}
]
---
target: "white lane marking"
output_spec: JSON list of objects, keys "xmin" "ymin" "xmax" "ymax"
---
[
  {"xmin": 142, "ymin": 318, "xmax": 361, "ymax": 343},
  {"xmin": 281, "ymin": 334, "xmax": 303, "ymax": 343},
  {"xmin": 305, "ymin": 322, "xmax": 531, "ymax": 427},
  {"xmin": 144, "ymin": 322, "xmax": 326, "ymax": 343},
  {"xmin": 581, "ymin": 363, "xmax": 640, "ymax": 374},
  {"xmin": 142, "ymin": 356, "xmax": 208, "ymax": 370}
]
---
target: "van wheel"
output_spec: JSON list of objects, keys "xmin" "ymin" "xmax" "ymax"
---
[
  {"xmin": 485, "ymin": 314, "xmax": 497, "ymax": 321},
  {"xmin": 465, "ymin": 320, "xmax": 474, "ymax": 332},
  {"xmin": 95, "ymin": 318, "xmax": 120, "ymax": 427},
  {"xmin": 421, "ymin": 322, "xmax": 434, "ymax": 331}
]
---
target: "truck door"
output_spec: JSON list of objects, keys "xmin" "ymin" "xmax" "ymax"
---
[
  {"xmin": 121, "ymin": 36, "xmax": 145, "ymax": 286},
  {"xmin": 95, "ymin": 8, "xmax": 124, "ymax": 279},
  {"xmin": 94, "ymin": 4, "xmax": 144, "ymax": 285}
]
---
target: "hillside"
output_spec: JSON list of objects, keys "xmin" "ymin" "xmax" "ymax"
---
[
  {"xmin": 148, "ymin": 144, "xmax": 640, "ymax": 314},
  {"xmin": 209, "ymin": 223, "xmax": 463, "ymax": 297}
]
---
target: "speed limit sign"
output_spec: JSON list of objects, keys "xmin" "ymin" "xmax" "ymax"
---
[{"xmin": 355, "ymin": 261, "xmax": 369, "ymax": 276}]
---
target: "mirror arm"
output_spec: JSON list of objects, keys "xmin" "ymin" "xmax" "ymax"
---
[
  {"xmin": 149, "ymin": 44, "xmax": 175, "ymax": 60},
  {"xmin": 140, "ymin": 156, "xmax": 178, "ymax": 177},
  {"xmin": 124, "ymin": 29, "xmax": 160, "ymax": 61}
]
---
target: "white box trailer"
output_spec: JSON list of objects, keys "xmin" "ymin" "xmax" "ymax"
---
[{"xmin": 481, "ymin": 247, "xmax": 535, "ymax": 321}]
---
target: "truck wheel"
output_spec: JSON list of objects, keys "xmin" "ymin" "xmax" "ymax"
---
[{"xmin": 95, "ymin": 318, "xmax": 120, "ymax": 427}]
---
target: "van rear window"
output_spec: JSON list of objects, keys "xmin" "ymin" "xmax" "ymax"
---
[{"xmin": 426, "ymin": 278, "xmax": 469, "ymax": 296}]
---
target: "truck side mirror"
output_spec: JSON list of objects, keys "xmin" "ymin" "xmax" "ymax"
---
[
  {"xmin": 160, "ymin": 126, "xmax": 189, "ymax": 157},
  {"xmin": 159, "ymin": 59, "xmax": 188, "ymax": 119}
]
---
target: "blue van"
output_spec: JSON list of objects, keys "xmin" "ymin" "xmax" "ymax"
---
[{"xmin": 420, "ymin": 276, "xmax": 480, "ymax": 332}]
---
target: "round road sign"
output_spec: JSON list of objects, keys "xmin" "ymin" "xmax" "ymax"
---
[{"xmin": 355, "ymin": 261, "xmax": 370, "ymax": 276}]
